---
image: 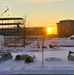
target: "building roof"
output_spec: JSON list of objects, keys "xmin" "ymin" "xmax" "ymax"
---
[
  {"xmin": 0, "ymin": 17, "xmax": 24, "ymax": 20},
  {"xmin": 60, "ymin": 19, "xmax": 74, "ymax": 22}
]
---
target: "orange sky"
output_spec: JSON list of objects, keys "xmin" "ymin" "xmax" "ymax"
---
[
  {"xmin": 1, "ymin": 0, "xmax": 74, "ymax": 34},
  {"xmin": 46, "ymin": 24, "xmax": 57, "ymax": 34}
]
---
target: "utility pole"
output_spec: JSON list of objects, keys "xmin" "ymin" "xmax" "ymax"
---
[{"xmin": 42, "ymin": 38, "xmax": 44, "ymax": 67}]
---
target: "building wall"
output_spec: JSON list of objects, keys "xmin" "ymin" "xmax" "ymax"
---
[
  {"xmin": 0, "ymin": 27, "xmax": 47, "ymax": 42},
  {"xmin": 25, "ymin": 27, "xmax": 46, "ymax": 35},
  {"xmin": 57, "ymin": 20, "xmax": 74, "ymax": 38}
]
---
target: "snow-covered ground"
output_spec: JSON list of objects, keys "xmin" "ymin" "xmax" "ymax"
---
[{"xmin": 0, "ymin": 40, "xmax": 74, "ymax": 74}]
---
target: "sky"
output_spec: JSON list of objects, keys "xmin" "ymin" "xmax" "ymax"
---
[{"xmin": 0, "ymin": 0, "xmax": 74, "ymax": 34}]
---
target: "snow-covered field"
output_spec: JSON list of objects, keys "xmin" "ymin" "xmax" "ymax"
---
[
  {"xmin": 0, "ymin": 47, "xmax": 74, "ymax": 74},
  {"xmin": 0, "ymin": 40, "xmax": 74, "ymax": 74}
]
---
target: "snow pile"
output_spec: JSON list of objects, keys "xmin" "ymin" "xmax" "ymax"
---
[{"xmin": 45, "ymin": 57, "xmax": 63, "ymax": 62}]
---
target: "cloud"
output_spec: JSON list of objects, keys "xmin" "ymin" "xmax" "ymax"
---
[{"xmin": 32, "ymin": 0, "xmax": 71, "ymax": 3}]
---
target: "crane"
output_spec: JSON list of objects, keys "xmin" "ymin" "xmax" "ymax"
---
[{"xmin": 0, "ymin": 6, "xmax": 9, "ymax": 17}]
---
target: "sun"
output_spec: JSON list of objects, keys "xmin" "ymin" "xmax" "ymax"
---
[{"xmin": 47, "ymin": 27, "xmax": 51, "ymax": 35}]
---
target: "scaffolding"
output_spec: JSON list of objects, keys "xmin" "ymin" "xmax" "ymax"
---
[{"xmin": 0, "ymin": 17, "xmax": 25, "ymax": 47}]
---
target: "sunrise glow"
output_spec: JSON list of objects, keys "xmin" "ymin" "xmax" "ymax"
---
[{"xmin": 47, "ymin": 27, "xmax": 51, "ymax": 35}]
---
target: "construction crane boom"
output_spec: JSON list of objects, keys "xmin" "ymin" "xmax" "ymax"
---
[{"xmin": 0, "ymin": 6, "xmax": 9, "ymax": 17}]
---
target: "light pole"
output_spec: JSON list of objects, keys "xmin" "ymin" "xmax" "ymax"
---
[
  {"xmin": 41, "ymin": 27, "xmax": 49, "ymax": 67},
  {"xmin": 42, "ymin": 38, "xmax": 44, "ymax": 67}
]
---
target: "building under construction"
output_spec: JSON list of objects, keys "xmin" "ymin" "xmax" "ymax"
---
[
  {"xmin": 0, "ymin": 17, "xmax": 25, "ymax": 47},
  {"xmin": 0, "ymin": 6, "xmax": 47, "ymax": 47},
  {"xmin": 0, "ymin": 18, "xmax": 47, "ymax": 47}
]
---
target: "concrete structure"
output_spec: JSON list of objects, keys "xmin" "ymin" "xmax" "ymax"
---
[
  {"xmin": 0, "ymin": 17, "xmax": 25, "ymax": 47},
  {"xmin": 0, "ymin": 21, "xmax": 47, "ymax": 47},
  {"xmin": 25, "ymin": 27, "xmax": 47, "ymax": 40},
  {"xmin": 57, "ymin": 20, "xmax": 74, "ymax": 38}
]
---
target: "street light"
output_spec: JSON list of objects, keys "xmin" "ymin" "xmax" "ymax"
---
[
  {"xmin": 41, "ymin": 27, "xmax": 50, "ymax": 67},
  {"xmin": 42, "ymin": 37, "xmax": 44, "ymax": 67}
]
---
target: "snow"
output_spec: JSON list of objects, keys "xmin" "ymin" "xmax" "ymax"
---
[{"xmin": 0, "ymin": 40, "xmax": 74, "ymax": 74}]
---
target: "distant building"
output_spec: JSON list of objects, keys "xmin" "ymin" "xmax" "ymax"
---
[
  {"xmin": 25, "ymin": 27, "xmax": 47, "ymax": 40},
  {"xmin": 25, "ymin": 27, "xmax": 46, "ymax": 35},
  {"xmin": 57, "ymin": 20, "xmax": 74, "ymax": 38}
]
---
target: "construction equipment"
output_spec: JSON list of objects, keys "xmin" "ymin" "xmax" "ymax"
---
[{"xmin": 0, "ymin": 6, "xmax": 9, "ymax": 17}]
